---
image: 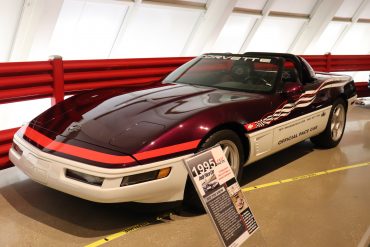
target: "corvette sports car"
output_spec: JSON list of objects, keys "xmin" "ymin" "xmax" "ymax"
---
[{"xmin": 9, "ymin": 52, "xmax": 357, "ymax": 207}]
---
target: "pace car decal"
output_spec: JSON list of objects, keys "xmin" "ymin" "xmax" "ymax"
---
[
  {"xmin": 21, "ymin": 126, "xmax": 201, "ymax": 166},
  {"xmin": 244, "ymin": 77, "xmax": 350, "ymax": 131}
]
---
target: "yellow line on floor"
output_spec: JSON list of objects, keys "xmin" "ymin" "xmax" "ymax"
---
[
  {"xmin": 84, "ymin": 214, "xmax": 171, "ymax": 247},
  {"xmin": 85, "ymin": 162, "xmax": 370, "ymax": 247},
  {"xmin": 242, "ymin": 161, "xmax": 370, "ymax": 192}
]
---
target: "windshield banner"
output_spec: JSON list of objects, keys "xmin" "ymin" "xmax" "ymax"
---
[
  {"xmin": 200, "ymin": 54, "xmax": 278, "ymax": 64},
  {"xmin": 184, "ymin": 146, "xmax": 258, "ymax": 247}
]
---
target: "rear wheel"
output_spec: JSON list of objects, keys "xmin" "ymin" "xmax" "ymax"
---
[
  {"xmin": 183, "ymin": 130, "xmax": 245, "ymax": 211},
  {"xmin": 311, "ymin": 99, "xmax": 347, "ymax": 148}
]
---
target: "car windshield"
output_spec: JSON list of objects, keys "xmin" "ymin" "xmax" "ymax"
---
[{"xmin": 164, "ymin": 54, "xmax": 283, "ymax": 93}]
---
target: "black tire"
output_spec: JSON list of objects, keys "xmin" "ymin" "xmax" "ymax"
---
[
  {"xmin": 183, "ymin": 130, "xmax": 245, "ymax": 212},
  {"xmin": 310, "ymin": 99, "xmax": 347, "ymax": 148}
]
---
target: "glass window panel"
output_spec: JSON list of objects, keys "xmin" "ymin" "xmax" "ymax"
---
[
  {"xmin": 359, "ymin": 0, "xmax": 370, "ymax": 19},
  {"xmin": 246, "ymin": 17, "xmax": 306, "ymax": 53},
  {"xmin": 335, "ymin": 0, "xmax": 363, "ymax": 18},
  {"xmin": 28, "ymin": 0, "xmax": 64, "ymax": 61},
  {"xmin": 210, "ymin": 14, "xmax": 256, "ymax": 53},
  {"xmin": 111, "ymin": 5, "xmax": 202, "ymax": 58},
  {"xmin": 48, "ymin": 0, "xmax": 128, "ymax": 60},
  {"xmin": 0, "ymin": 0, "xmax": 24, "ymax": 62},
  {"xmin": 305, "ymin": 22, "xmax": 348, "ymax": 55},
  {"xmin": 235, "ymin": 0, "xmax": 267, "ymax": 10},
  {"xmin": 332, "ymin": 23, "xmax": 370, "ymax": 54},
  {"xmin": 271, "ymin": 0, "xmax": 317, "ymax": 15},
  {"xmin": 0, "ymin": 98, "xmax": 51, "ymax": 131}
]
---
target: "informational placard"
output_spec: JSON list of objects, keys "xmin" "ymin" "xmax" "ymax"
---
[{"xmin": 184, "ymin": 146, "xmax": 258, "ymax": 247}]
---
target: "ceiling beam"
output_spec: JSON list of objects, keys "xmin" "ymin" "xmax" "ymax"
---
[
  {"xmin": 142, "ymin": 0, "xmax": 206, "ymax": 10},
  {"xmin": 289, "ymin": 0, "xmax": 345, "ymax": 54},
  {"xmin": 181, "ymin": 0, "xmax": 237, "ymax": 56},
  {"xmin": 287, "ymin": 0, "xmax": 322, "ymax": 53},
  {"xmin": 238, "ymin": 0, "xmax": 275, "ymax": 53}
]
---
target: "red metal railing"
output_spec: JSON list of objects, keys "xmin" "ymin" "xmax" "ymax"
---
[
  {"xmin": 0, "ymin": 54, "xmax": 369, "ymax": 169},
  {"xmin": 0, "ymin": 56, "xmax": 193, "ymax": 105},
  {"xmin": 304, "ymin": 54, "xmax": 370, "ymax": 72}
]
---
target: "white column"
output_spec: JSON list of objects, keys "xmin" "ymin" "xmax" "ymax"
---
[
  {"xmin": 9, "ymin": 0, "xmax": 64, "ymax": 61},
  {"xmin": 181, "ymin": 0, "xmax": 237, "ymax": 56},
  {"xmin": 289, "ymin": 0, "xmax": 345, "ymax": 54},
  {"xmin": 238, "ymin": 0, "xmax": 275, "ymax": 53}
]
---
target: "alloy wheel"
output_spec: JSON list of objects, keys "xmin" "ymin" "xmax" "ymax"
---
[
  {"xmin": 330, "ymin": 104, "xmax": 345, "ymax": 141},
  {"xmin": 217, "ymin": 140, "xmax": 240, "ymax": 177}
]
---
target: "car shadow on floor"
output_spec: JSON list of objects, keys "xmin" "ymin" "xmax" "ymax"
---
[
  {"xmin": 0, "ymin": 178, "xmax": 171, "ymax": 238},
  {"xmin": 0, "ymin": 140, "xmax": 315, "ymax": 238},
  {"xmin": 240, "ymin": 140, "xmax": 315, "ymax": 186}
]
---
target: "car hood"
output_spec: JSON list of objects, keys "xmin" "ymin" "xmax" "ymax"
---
[{"xmin": 30, "ymin": 83, "xmax": 260, "ymax": 154}]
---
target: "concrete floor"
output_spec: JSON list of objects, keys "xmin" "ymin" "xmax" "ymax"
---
[{"xmin": 0, "ymin": 102, "xmax": 369, "ymax": 247}]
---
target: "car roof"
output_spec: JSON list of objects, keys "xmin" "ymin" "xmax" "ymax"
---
[
  {"xmin": 244, "ymin": 52, "xmax": 304, "ymax": 82},
  {"xmin": 243, "ymin": 52, "xmax": 301, "ymax": 64}
]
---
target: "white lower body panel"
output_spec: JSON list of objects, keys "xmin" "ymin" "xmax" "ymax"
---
[
  {"xmin": 246, "ymin": 106, "xmax": 332, "ymax": 165},
  {"xmin": 9, "ymin": 135, "xmax": 190, "ymax": 203}
]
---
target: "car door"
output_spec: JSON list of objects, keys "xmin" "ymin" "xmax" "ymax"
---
[{"xmin": 246, "ymin": 58, "xmax": 330, "ymax": 164}]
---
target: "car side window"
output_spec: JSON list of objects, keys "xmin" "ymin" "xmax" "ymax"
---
[
  {"xmin": 299, "ymin": 57, "xmax": 316, "ymax": 83},
  {"xmin": 282, "ymin": 61, "xmax": 301, "ymax": 84},
  {"xmin": 276, "ymin": 59, "xmax": 302, "ymax": 91}
]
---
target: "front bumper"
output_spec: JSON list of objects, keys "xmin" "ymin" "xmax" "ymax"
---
[{"xmin": 9, "ymin": 135, "xmax": 190, "ymax": 203}]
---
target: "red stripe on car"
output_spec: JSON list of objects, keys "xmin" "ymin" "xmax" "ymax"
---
[
  {"xmin": 24, "ymin": 127, "xmax": 136, "ymax": 164},
  {"xmin": 23, "ymin": 127, "xmax": 200, "ymax": 165},
  {"xmin": 134, "ymin": 140, "xmax": 201, "ymax": 161}
]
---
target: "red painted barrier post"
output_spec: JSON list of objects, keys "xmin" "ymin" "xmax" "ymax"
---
[
  {"xmin": 0, "ymin": 127, "xmax": 19, "ymax": 169},
  {"xmin": 49, "ymin": 55, "xmax": 65, "ymax": 106}
]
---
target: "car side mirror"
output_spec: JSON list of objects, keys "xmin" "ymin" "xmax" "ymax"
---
[{"xmin": 282, "ymin": 82, "xmax": 304, "ymax": 102}]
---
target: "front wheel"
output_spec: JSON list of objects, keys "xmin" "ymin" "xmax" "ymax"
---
[
  {"xmin": 183, "ymin": 130, "xmax": 245, "ymax": 211},
  {"xmin": 311, "ymin": 99, "xmax": 347, "ymax": 148}
]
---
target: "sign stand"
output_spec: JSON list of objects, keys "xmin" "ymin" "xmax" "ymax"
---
[{"xmin": 184, "ymin": 145, "xmax": 259, "ymax": 247}]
